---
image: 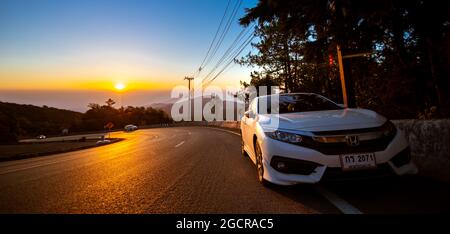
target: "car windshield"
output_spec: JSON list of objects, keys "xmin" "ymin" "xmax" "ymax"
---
[{"xmin": 258, "ymin": 94, "xmax": 343, "ymax": 114}]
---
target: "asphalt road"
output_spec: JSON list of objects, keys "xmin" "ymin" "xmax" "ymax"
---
[{"xmin": 0, "ymin": 127, "xmax": 449, "ymax": 214}]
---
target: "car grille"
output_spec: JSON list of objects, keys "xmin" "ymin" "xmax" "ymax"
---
[
  {"xmin": 294, "ymin": 127, "xmax": 396, "ymax": 155},
  {"xmin": 321, "ymin": 163, "xmax": 395, "ymax": 181}
]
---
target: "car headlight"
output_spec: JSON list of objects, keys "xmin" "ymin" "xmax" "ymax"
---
[
  {"xmin": 382, "ymin": 120, "xmax": 397, "ymax": 137},
  {"xmin": 265, "ymin": 130, "xmax": 303, "ymax": 144}
]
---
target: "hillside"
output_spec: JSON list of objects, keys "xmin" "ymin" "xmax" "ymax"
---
[
  {"xmin": 149, "ymin": 96, "xmax": 246, "ymax": 121},
  {"xmin": 0, "ymin": 102, "xmax": 82, "ymax": 143}
]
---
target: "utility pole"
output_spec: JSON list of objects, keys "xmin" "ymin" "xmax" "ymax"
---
[
  {"xmin": 333, "ymin": 0, "xmax": 371, "ymax": 108},
  {"xmin": 119, "ymin": 92, "xmax": 123, "ymax": 108},
  {"xmin": 337, "ymin": 45, "xmax": 348, "ymax": 107},
  {"xmin": 337, "ymin": 45, "xmax": 372, "ymax": 108},
  {"xmin": 184, "ymin": 76, "xmax": 194, "ymax": 120}
]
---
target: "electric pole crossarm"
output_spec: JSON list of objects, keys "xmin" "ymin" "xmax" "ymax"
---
[
  {"xmin": 342, "ymin": 52, "xmax": 372, "ymax": 59},
  {"xmin": 337, "ymin": 45, "xmax": 348, "ymax": 108},
  {"xmin": 337, "ymin": 45, "xmax": 374, "ymax": 108}
]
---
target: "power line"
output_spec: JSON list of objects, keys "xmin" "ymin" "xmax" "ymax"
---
[
  {"xmin": 201, "ymin": 25, "xmax": 253, "ymax": 84},
  {"xmin": 200, "ymin": 0, "xmax": 243, "ymax": 72},
  {"xmin": 206, "ymin": 34, "xmax": 255, "ymax": 85},
  {"xmin": 190, "ymin": 0, "xmax": 251, "ymax": 89},
  {"xmin": 196, "ymin": 0, "xmax": 232, "ymax": 76},
  {"xmin": 203, "ymin": 33, "xmax": 255, "ymax": 87},
  {"xmin": 205, "ymin": 30, "xmax": 255, "ymax": 80}
]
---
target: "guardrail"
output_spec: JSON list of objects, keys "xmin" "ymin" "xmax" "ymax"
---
[{"xmin": 19, "ymin": 133, "xmax": 106, "ymax": 143}]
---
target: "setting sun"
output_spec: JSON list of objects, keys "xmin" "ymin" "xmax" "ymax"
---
[{"xmin": 115, "ymin": 83, "xmax": 125, "ymax": 91}]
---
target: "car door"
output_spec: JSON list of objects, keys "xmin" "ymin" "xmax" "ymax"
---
[
  {"xmin": 244, "ymin": 98, "xmax": 258, "ymax": 159},
  {"xmin": 241, "ymin": 99, "xmax": 252, "ymax": 150}
]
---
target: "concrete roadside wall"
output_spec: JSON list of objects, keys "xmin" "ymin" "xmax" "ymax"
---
[
  {"xmin": 392, "ymin": 119, "xmax": 450, "ymax": 183},
  {"xmin": 142, "ymin": 121, "xmax": 240, "ymax": 130},
  {"xmin": 205, "ymin": 121, "xmax": 241, "ymax": 130}
]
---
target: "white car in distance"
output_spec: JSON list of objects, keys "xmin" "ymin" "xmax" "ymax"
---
[
  {"xmin": 240, "ymin": 93, "xmax": 418, "ymax": 186},
  {"xmin": 124, "ymin": 124, "xmax": 138, "ymax": 132},
  {"xmin": 36, "ymin": 135, "xmax": 46, "ymax": 140}
]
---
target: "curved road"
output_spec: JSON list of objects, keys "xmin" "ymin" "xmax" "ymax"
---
[{"xmin": 0, "ymin": 127, "xmax": 449, "ymax": 213}]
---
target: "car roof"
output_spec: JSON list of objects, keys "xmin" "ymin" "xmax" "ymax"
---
[{"xmin": 257, "ymin": 93, "xmax": 320, "ymax": 99}]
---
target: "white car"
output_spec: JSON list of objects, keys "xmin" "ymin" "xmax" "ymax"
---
[
  {"xmin": 96, "ymin": 139, "xmax": 111, "ymax": 145},
  {"xmin": 240, "ymin": 93, "xmax": 418, "ymax": 186},
  {"xmin": 124, "ymin": 124, "xmax": 138, "ymax": 132}
]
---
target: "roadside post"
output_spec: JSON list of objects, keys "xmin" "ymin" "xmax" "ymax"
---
[
  {"xmin": 104, "ymin": 122, "xmax": 114, "ymax": 139},
  {"xmin": 336, "ymin": 45, "xmax": 372, "ymax": 108}
]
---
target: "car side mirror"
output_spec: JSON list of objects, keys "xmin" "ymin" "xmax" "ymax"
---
[{"xmin": 245, "ymin": 110, "xmax": 256, "ymax": 119}]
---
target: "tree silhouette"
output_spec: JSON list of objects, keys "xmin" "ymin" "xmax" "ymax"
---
[
  {"xmin": 105, "ymin": 98, "xmax": 116, "ymax": 107},
  {"xmin": 238, "ymin": 0, "xmax": 449, "ymax": 119}
]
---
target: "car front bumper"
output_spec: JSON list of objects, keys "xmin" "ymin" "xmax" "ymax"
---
[{"xmin": 259, "ymin": 129, "xmax": 418, "ymax": 185}]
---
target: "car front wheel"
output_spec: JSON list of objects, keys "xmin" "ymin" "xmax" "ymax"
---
[{"xmin": 255, "ymin": 141, "xmax": 270, "ymax": 186}]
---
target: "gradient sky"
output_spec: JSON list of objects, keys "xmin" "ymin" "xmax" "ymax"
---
[{"xmin": 0, "ymin": 0, "xmax": 258, "ymax": 94}]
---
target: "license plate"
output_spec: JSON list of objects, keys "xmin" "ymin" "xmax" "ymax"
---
[{"xmin": 339, "ymin": 153, "xmax": 377, "ymax": 171}]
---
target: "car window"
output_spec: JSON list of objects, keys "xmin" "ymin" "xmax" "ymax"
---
[{"xmin": 259, "ymin": 94, "xmax": 342, "ymax": 114}]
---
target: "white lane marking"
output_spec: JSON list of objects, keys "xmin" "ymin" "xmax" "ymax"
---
[
  {"xmin": 206, "ymin": 127, "xmax": 241, "ymax": 136},
  {"xmin": 205, "ymin": 126, "xmax": 361, "ymax": 214},
  {"xmin": 204, "ymin": 126, "xmax": 362, "ymax": 214},
  {"xmin": 315, "ymin": 185, "xmax": 363, "ymax": 214},
  {"xmin": 175, "ymin": 141, "xmax": 185, "ymax": 148}
]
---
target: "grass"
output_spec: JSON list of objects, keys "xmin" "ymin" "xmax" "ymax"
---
[{"xmin": 0, "ymin": 139, "xmax": 122, "ymax": 162}]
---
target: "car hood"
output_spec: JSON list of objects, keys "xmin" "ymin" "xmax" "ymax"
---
[{"xmin": 258, "ymin": 109, "xmax": 387, "ymax": 132}]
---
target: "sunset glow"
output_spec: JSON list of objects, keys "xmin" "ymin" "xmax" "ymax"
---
[
  {"xmin": 0, "ymin": 0, "xmax": 257, "ymax": 111},
  {"xmin": 115, "ymin": 83, "xmax": 125, "ymax": 91}
]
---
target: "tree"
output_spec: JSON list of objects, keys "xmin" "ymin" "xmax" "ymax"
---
[
  {"xmin": 238, "ymin": 0, "xmax": 449, "ymax": 119},
  {"xmin": 0, "ymin": 111, "xmax": 18, "ymax": 144},
  {"xmin": 105, "ymin": 98, "xmax": 116, "ymax": 107},
  {"xmin": 81, "ymin": 99, "xmax": 173, "ymax": 131}
]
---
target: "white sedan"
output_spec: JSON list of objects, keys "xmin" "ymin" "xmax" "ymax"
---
[
  {"xmin": 240, "ymin": 93, "xmax": 418, "ymax": 186},
  {"xmin": 124, "ymin": 124, "xmax": 138, "ymax": 132}
]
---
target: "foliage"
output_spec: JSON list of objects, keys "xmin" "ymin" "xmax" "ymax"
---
[
  {"xmin": 78, "ymin": 100, "xmax": 173, "ymax": 131},
  {"xmin": 0, "ymin": 99, "xmax": 172, "ymax": 143},
  {"xmin": 238, "ymin": 0, "xmax": 449, "ymax": 119},
  {"xmin": 0, "ymin": 102, "xmax": 83, "ymax": 143}
]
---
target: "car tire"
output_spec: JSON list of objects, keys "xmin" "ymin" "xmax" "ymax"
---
[
  {"xmin": 241, "ymin": 134, "xmax": 246, "ymax": 157},
  {"xmin": 255, "ymin": 141, "xmax": 271, "ymax": 187}
]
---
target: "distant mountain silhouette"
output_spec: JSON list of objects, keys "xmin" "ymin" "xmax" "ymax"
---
[{"xmin": 148, "ymin": 95, "xmax": 246, "ymax": 121}]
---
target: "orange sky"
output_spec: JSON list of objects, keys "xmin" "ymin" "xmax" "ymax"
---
[
  {"xmin": 0, "ymin": 65, "xmax": 250, "ymax": 92},
  {"xmin": 0, "ymin": 0, "xmax": 256, "ymax": 93}
]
